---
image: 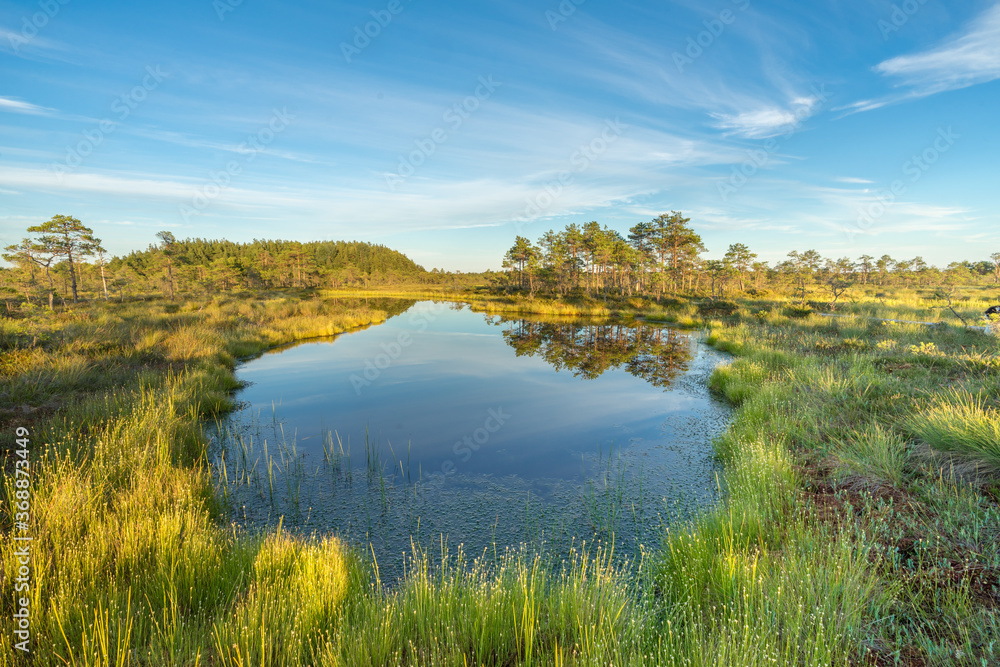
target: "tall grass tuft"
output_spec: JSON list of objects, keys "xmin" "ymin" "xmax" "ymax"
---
[
  {"xmin": 833, "ymin": 423, "xmax": 909, "ymax": 485},
  {"xmin": 211, "ymin": 534, "xmax": 364, "ymax": 666},
  {"xmin": 908, "ymin": 388, "xmax": 1000, "ymax": 467}
]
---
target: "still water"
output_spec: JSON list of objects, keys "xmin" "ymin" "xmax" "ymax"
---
[{"xmin": 214, "ymin": 300, "xmax": 731, "ymax": 576}]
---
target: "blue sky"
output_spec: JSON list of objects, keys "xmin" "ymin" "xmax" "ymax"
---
[{"xmin": 1, "ymin": 0, "xmax": 998, "ymax": 271}]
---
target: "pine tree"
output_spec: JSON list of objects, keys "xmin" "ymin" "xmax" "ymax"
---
[{"xmin": 26, "ymin": 215, "xmax": 100, "ymax": 303}]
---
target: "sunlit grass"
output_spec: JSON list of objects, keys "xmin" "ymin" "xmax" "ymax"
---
[
  {"xmin": 908, "ymin": 389, "xmax": 1000, "ymax": 467},
  {"xmin": 832, "ymin": 423, "xmax": 909, "ymax": 486},
  {"xmin": 1, "ymin": 286, "xmax": 998, "ymax": 665}
]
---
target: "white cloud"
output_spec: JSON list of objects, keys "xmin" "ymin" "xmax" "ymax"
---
[
  {"xmin": 712, "ymin": 107, "xmax": 797, "ymax": 137},
  {"xmin": 835, "ymin": 177, "xmax": 874, "ymax": 184},
  {"xmin": 0, "ymin": 96, "xmax": 53, "ymax": 116},
  {"xmin": 711, "ymin": 96, "xmax": 819, "ymax": 138},
  {"xmin": 123, "ymin": 127, "xmax": 337, "ymax": 166},
  {"xmin": 833, "ymin": 99, "xmax": 887, "ymax": 115},
  {"xmin": 0, "ymin": 26, "xmax": 69, "ymax": 58},
  {"xmin": 690, "ymin": 209, "xmax": 802, "ymax": 234},
  {"xmin": 505, "ymin": 12, "xmax": 830, "ymax": 144},
  {"xmin": 876, "ymin": 3, "xmax": 1000, "ymax": 96},
  {"xmin": 0, "ymin": 164, "xmax": 662, "ymax": 233}
]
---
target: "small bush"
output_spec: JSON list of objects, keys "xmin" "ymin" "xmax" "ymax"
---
[
  {"xmin": 697, "ymin": 300, "xmax": 738, "ymax": 316},
  {"xmin": 907, "ymin": 341, "xmax": 944, "ymax": 357},
  {"xmin": 842, "ymin": 337, "xmax": 866, "ymax": 350},
  {"xmin": 783, "ymin": 305, "xmax": 813, "ymax": 318}
]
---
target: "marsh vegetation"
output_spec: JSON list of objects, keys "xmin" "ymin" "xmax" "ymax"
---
[
  {"xmin": 1, "ymin": 219, "xmax": 999, "ymax": 665},
  {"xmin": 1, "ymin": 285, "xmax": 997, "ymax": 665}
]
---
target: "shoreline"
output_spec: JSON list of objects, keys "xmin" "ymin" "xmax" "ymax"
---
[{"xmin": 2, "ymin": 288, "xmax": 996, "ymax": 665}]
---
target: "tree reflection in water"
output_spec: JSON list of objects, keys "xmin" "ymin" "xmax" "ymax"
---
[{"xmin": 493, "ymin": 317, "xmax": 694, "ymax": 388}]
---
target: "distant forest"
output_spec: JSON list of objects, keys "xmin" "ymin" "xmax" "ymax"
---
[
  {"xmin": 118, "ymin": 237, "xmax": 428, "ymax": 292},
  {"xmin": 498, "ymin": 212, "xmax": 1000, "ymax": 303},
  {"xmin": 2, "ymin": 217, "xmax": 454, "ymax": 307},
  {"xmin": 3, "ymin": 214, "xmax": 999, "ymax": 309}
]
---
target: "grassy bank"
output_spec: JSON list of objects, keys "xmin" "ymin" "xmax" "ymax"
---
[
  {"xmin": 701, "ymin": 299, "xmax": 999, "ymax": 665},
  {"xmin": 2, "ymin": 290, "xmax": 997, "ymax": 665},
  {"xmin": 0, "ymin": 295, "xmax": 401, "ymax": 665}
]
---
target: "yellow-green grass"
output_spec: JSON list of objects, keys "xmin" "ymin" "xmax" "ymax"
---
[
  {"xmin": 1, "ymin": 286, "xmax": 998, "ymax": 666},
  {"xmin": 702, "ymin": 298, "xmax": 1000, "ymax": 665},
  {"xmin": 0, "ymin": 296, "xmax": 393, "ymax": 665},
  {"xmin": 908, "ymin": 389, "xmax": 1000, "ymax": 468}
]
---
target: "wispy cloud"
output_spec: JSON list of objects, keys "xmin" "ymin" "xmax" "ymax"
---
[
  {"xmin": 0, "ymin": 164, "xmax": 664, "ymax": 233},
  {"xmin": 711, "ymin": 96, "xmax": 820, "ymax": 138},
  {"xmin": 689, "ymin": 208, "xmax": 803, "ymax": 234},
  {"xmin": 0, "ymin": 96, "xmax": 54, "ymax": 116},
  {"xmin": 0, "ymin": 25, "xmax": 69, "ymax": 58},
  {"xmin": 124, "ymin": 127, "xmax": 337, "ymax": 165},
  {"xmin": 520, "ymin": 11, "xmax": 828, "ymax": 141},
  {"xmin": 0, "ymin": 166, "xmax": 206, "ymax": 199},
  {"xmin": 876, "ymin": 3, "xmax": 1000, "ymax": 95},
  {"xmin": 835, "ymin": 99, "xmax": 886, "ymax": 114},
  {"xmin": 836, "ymin": 4, "xmax": 1000, "ymax": 116},
  {"xmin": 847, "ymin": 2, "xmax": 1000, "ymax": 112},
  {"xmin": 835, "ymin": 176, "xmax": 874, "ymax": 184}
]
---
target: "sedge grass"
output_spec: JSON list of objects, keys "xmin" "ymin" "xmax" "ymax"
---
[
  {"xmin": 907, "ymin": 388, "xmax": 1000, "ymax": 467},
  {"xmin": 1, "ymin": 287, "xmax": 998, "ymax": 665}
]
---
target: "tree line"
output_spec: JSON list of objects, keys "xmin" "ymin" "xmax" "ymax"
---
[
  {"xmin": 1, "ymin": 216, "xmax": 438, "ymax": 308},
  {"xmin": 5, "ymin": 212, "xmax": 998, "ymax": 311},
  {"xmin": 500, "ymin": 212, "xmax": 1000, "ymax": 303},
  {"xmin": 119, "ymin": 234, "xmax": 428, "ymax": 294}
]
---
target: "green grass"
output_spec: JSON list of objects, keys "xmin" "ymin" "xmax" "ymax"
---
[
  {"xmin": 833, "ymin": 423, "xmax": 910, "ymax": 486},
  {"xmin": 908, "ymin": 389, "xmax": 1000, "ymax": 468},
  {"xmin": 0, "ymin": 295, "xmax": 396, "ymax": 665},
  {"xmin": 2, "ymin": 287, "xmax": 998, "ymax": 666},
  {"xmin": 698, "ymin": 296, "xmax": 999, "ymax": 666}
]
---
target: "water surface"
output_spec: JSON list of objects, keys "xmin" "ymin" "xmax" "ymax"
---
[{"xmin": 215, "ymin": 300, "xmax": 731, "ymax": 576}]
